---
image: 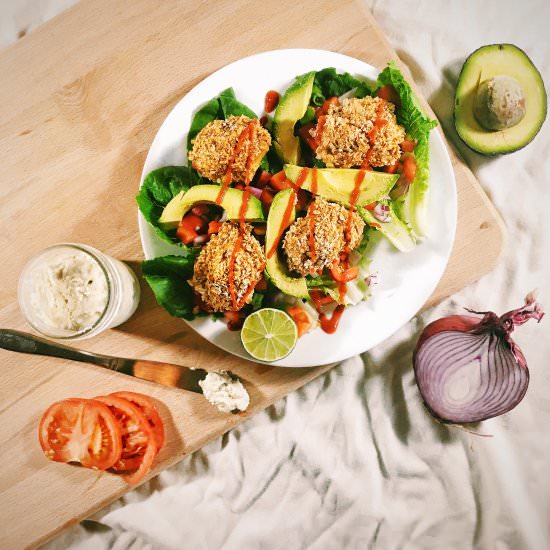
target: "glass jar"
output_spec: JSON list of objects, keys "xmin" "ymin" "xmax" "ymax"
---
[{"xmin": 18, "ymin": 243, "xmax": 140, "ymax": 340}]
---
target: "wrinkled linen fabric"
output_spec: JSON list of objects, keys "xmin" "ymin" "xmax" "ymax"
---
[{"xmin": 6, "ymin": 0, "xmax": 545, "ymax": 548}]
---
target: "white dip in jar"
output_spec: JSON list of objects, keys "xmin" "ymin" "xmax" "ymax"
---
[{"xmin": 18, "ymin": 244, "xmax": 140, "ymax": 340}]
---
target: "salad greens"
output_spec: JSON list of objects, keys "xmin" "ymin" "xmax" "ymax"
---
[
  {"xmin": 376, "ymin": 62, "xmax": 438, "ymax": 237},
  {"xmin": 311, "ymin": 68, "xmax": 373, "ymax": 106}
]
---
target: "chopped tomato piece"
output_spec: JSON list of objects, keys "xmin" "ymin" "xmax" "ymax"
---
[
  {"xmin": 224, "ymin": 311, "xmax": 244, "ymax": 331},
  {"xmin": 385, "ymin": 160, "xmax": 400, "ymax": 174},
  {"xmin": 269, "ymin": 170, "xmax": 292, "ymax": 191},
  {"xmin": 234, "ymin": 183, "xmax": 246, "ymax": 191},
  {"xmin": 255, "ymin": 170, "xmax": 272, "ymax": 189},
  {"xmin": 260, "ymin": 188, "xmax": 275, "ymax": 213},
  {"xmin": 94, "ymin": 395, "xmax": 157, "ymax": 484},
  {"xmin": 365, "ymin": 202, "xmax": 377, "ymax": 211},
  {"xmin": 176, "ymin": 224, "xmax": 196, "ymax": 244},
  {"xmin": 316, "ymin": 96, "xmax": 339, "ymax": 118},
  {"xmin": 252, "ymin": 225, "xmax": 267, "ymax": 236},
  {"xmin": 287, "ymin": 306, "xmax": 313, "ymax": 337},
  {"xmin": 110, "ymin": 392, "xmax": 165, "ymax": 452},
  {"xmin": 377, "ymin": 85, "xmax": 400, "ymax": 105},
  {"xmin": 207, "ymin": 220, "xmax": 223, "ymax": 235},
  {"xmin": 39, "ymin": 398, "xmax": 122, "ymax": 470},
  {"xmin": 401, "ymin": 139, "xmax": 416, "ymax": 152},
  {"xmin": 330, "ymin": 264, "xmax": 359, "ymax": 283},
  {"xmin": 191, "ymin": 204, "xmax": 210, "ymax": 217},
  {"xmin": 403, "ymin": 155, "xmax": 417, "ymax": 183},
  {"xmin": 296, "ymin": 189, "xmax": 310, "ymax": 211},
  {"xmin": 309, "ymin": 289, "xmax": 335, "ymax": 307},
  {"xmin": 255, "ymin": 276, "xmax": 267, "ymax": 291},
  {"xmin": 298, "ymin": 123, "xmax": 318, "ymax": 152}
]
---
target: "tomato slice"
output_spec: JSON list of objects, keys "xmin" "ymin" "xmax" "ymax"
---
[
  {"xmin": 94, "ymin": 395, "xmax": 156, "ymax": 484},
  {"xmin": 39, "ymin": 398, "xmax": 122, "ymax": 470},
  {"xmin": 110, "ymin": 391, "xmax": 165, "ymax": 451}
]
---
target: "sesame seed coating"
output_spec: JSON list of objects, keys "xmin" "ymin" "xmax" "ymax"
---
[
  {"xmin": 283, "ymin": 198, "xmax": 365, "ymax": 276},
  {"xmin": 189, "ymin": 222, "xmax": 265, "ymax": 312},
  {"xmin": 316, "ymin": 97, "xmax": 405, "ymax": 168},
  {"xmin": 188, "ymin": 116, "xmax": 271, "ymax": 183}
]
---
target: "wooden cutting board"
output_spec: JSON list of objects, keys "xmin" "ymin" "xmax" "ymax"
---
[{"xmin": 0, "ymin": 0, "xmax": 506, "ymax": 547}]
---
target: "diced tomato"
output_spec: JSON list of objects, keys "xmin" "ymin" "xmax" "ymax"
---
[
  {"xmin": 287, "ymin": 306, "xmax": 313, "ymax": 337},
  {"xmin": 365, "ymin": 202, "xmax": 377, "ymax": 211},
  {"xmin": 39, "ymin": 398, "xmax": 122, "ymax": 470},
  {"xmin": 270, "ymin": 170, "xmax": 292, "ymax": 191},
  {"xmin": 296, "ymin": 189, "xmax": 310, "ymax": 211},
  {"xmin": 224, "ymin": 311, "xmax": 244, "ymax": 331},
  {"xmin": 316, "ymin": 96, "xmax": 339, "ymax": 118},
  {"xmin": 234, "ymin": 183, "xmax": 246, "ymax": 191},
  {"xmin": 309, "ymin": 289, "xmax": 335, "ymax": 307},
  {"xmin": 298, "ymin": 123, "xmax": 318, "ymax": 152},
  {"xmin": 207, "ymin": 220, "xmax": 222, "ymax": 235},
  {"xmin": 401, "ymin": 139, "xmax": 416, "ymax": 152},
  {"xmin": 260, "ymin": 188, "xmax": 275, "ymax": 213},
  {"xmin": 403, "ymin": 155, "xmax": 417, "ymax": 183},
  {"xmin": 330, "ymin": 264, "xmax": 359, "ymax": 283},
  {"xmin": 253, "ymin": 225, "xmax": 267, "ymax": 236},
  {"xmin": 110, "ymin": 392, "xmax": 165, "ymax": 452},
  {"xmin": 176, "ymin": 213, "xmax": 208, "ymax": 244},
  {"xmin": 191, "ymin": 204, "xmax": 210, "ymax": 217},
  {"xmin": 385, "ymin": 160, "xmax": 400, "ymax": 174},
  {"xmin": 255, "ymin": 276, "xmax": 267, "ymax": 291},
  {"xmin": 377, "ymin": 85, "xmax": 400, "ymax": 105},
  {"xmin": 255, "ymin": 170, "xmax": 272, "ymax": 189},
  {"xmin": 176, "ymin": 225, "xmax": 196, "ymax": 244}
]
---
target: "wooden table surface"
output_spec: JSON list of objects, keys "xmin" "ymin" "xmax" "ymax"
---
[{"xmin": 0, "ymin": 0, "xmax": 505, "ymax": 547}]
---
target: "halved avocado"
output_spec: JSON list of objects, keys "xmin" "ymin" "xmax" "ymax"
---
[
  {"xmin": 273, "ymin": 72, "xmax": 315, "ymax": 165},
  {"xmin": 284, "ymin": 165, "xmax": 398, "ymax": 206},
  {"xmin": 265, "ymin": 189, "xmax": 308, "ymax": 299},
  {"xmin": 454, "ymin": 44, "xmax": 547, "ymax": 155},
  {"xmin": 158, "ymin": 184, "xmax": 264, "ymax": 230}
]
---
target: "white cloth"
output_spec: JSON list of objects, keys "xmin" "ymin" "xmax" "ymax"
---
[{"xmin": 5, "ymin": 0, "xmax": 548, "ymax": 548}]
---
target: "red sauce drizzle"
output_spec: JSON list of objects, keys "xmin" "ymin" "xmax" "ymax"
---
[
  {"xmin": 226, "ymin": 120, "xmax": 264, "ymax": 311},
  {"xmin": 319, "ymin": 305, "xmax": 345, "ymax": 334},
  {"xmin": 307, "ymin": 168, "xmax": 318, "ymax": 271},
  {"xmin": 267, "ymin": 167, "xmax": 310, "ymax": 259},
  {"xmin": 264, "ymin": 90, "xmax": 280, "ymax": 113},
  {"xmin": 314, "ymin": 116, "xmax": 327, "ymax": 149}
]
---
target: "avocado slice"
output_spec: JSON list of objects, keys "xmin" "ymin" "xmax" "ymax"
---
[
  {"xmin": 265, "ymin": 189, "xmax": 309, "ymax": 299},
  {"xmin": 272, "ymin": 72, "xmax": 315, "ymax": 165},
  {"xmin": 158, "ymin": 184, "xmax": 264, "ymax": 229},
  {"xmin": 454, "ymin": 44, "xmax": 547, "ymax": 155},
  {"xmin": 284, "ymin": 165, "xmax": 398, "ymax": 206}
]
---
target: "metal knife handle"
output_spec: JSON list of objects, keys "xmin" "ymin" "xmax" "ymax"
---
[{"xmin": 0, "ymin": 329, "xmax": 115, "ymax": 368}]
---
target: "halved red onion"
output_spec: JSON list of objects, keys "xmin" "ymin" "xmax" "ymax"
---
[
  {"xmin": 373, "ymin": 203, "xmax": 392, "ymax": 223},
  {"xmin": 248, "ymin": 186, "xmax": 263, "ymax": 200},
  {"xmin": 413, "ymin": 294, "xmax": 544, "ymax": 423}
]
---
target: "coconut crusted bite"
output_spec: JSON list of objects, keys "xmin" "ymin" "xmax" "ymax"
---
[
  {"xmin": 188, "ymin": 116, "xmax": 271, "ymax": 183},
  {"xmin": 189, "ymin": 222, "xmax": 265, "ymax": 312},
  {"xmin": 282, "ymin": 198, "xmax": 365, "ymax": 276},
  {"xmin": 315, "ymin": 97, "xmax": 406, "ymax": 168}
]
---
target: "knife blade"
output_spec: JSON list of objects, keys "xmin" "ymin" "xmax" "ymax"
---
[{"xmin": 0, "ymin": 329, "xmax": 207, "ymax": 393}]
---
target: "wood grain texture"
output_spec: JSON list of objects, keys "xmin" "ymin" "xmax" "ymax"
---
[{"xmin": 0, "ymin": 0, "xmax": 505, "ymax": 547}]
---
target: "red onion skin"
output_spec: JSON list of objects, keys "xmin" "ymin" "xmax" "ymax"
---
[
  {"xmin": 413, "ymin": 295, "xmax": 544, "ymax": 424},
  {"xmin": 248, "ymin": 186, "xmax": 263, "ymax": 200}
]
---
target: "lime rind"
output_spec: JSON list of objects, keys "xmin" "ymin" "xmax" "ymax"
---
[{"xmin": 241, "ymin": 308, "xmax": 298, "ymax": 362}]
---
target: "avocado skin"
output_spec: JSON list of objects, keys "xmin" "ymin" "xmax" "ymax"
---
[{"xmin": 453, "ymin": 44, "xmax": 547, "ymax": 156}]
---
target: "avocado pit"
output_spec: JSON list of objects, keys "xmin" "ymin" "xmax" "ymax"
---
[{"xmin": 473, "ymin": 75, "xmax": 526, "ymax": 131}]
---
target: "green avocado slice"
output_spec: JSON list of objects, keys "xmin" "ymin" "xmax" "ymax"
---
[
  {"xmin": 454, "ymin": 44, "xmax": 547, "ymax": 155},
  {"xmin": 283, "ymin": 165, "xmax": 398, "ymax": 206},
  {"xmin": 158, "ymin": 184, "xmax": 264, "ymax": 229},
  {"xmin": 273, "ymin": 72, "xmax": 316, "ymax": 165},
  {"xmin": 265, "ymin": 189, "xmax": 308, "ymax": 299}
]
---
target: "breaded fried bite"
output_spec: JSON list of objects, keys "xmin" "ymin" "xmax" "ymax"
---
[
  {"xmin": 283, "ymin": 198, "xmax": 365, "ymax": 276},
  {"xmin": 188, "ymin": 116, "xmax": 271, "ymax": 183},
  {"xmin": 189, "ymin": 222, "xmax": 265, "ymax": 312},
  {"xmin": 315, "ymin": 97, "xmax": 405, "ymax": 168}
]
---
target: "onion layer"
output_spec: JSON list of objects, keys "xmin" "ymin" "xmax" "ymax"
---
[{"xmin": 413, "ymin": 293, "xmax": 544, "ymax": 423}]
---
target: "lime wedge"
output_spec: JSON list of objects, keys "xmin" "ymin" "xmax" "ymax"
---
[{"xmin": 241, "ymin": 308, "xmax": 298, "ymax": 362}]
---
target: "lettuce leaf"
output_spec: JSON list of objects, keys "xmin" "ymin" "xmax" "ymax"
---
[
  {"xmin": 377, "ymin": 62, "xmax": 437, "ymax": 237},
  {"xmin": 311, "ymin": 68, "xmax": 373, "ymax": 106},
  {"xmin": 142, "ymin": 252, "xmax": 200, "ymax": 320},
  {"xmin": 136, "ymin": 165, "xmax": 203, "ymax": 245}
]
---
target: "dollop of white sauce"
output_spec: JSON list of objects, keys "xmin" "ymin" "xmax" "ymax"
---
[
  {"xmin": 199, "ymin": 370, "xmax": 250, "ymax": 413},
  {"xmin": 30, "ymin": 250, "xmax": 108, "ymax": 332}
]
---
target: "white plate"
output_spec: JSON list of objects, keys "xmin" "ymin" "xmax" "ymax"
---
[{"xmin": 138, "ymin": 49, "xmax": 457, "ymax": 368}]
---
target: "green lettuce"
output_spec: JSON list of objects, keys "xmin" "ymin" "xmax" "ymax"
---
[
  {"xmin": 377, "ymin": 62, "xmax": 438, "ymax": 237},
  {"xmin": 142, "ymin": 252, "xmax": 200, "ymax": 320},
  {"xmin": 136, "ymin": 165, "xmax": 203, "ymax": 245},
  {"xmin": 311, "ymin": 68, "xmax": 373, "ymax": 106}
]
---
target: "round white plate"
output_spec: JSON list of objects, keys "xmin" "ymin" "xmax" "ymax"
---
[{"xmin": 138, "ymin": 49, "xmax": 457, "ymax": 368}]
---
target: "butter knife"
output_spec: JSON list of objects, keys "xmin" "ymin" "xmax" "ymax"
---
[{"xmin": 0, "ymin": 329, "xmax": 206, "ymax": 393}]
